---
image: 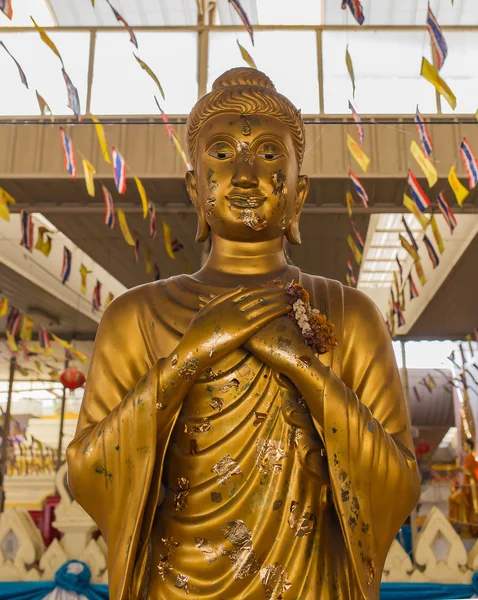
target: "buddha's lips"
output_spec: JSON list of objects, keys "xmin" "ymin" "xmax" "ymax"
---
[{"xmin": 227, "ymin": 195, "xmax": 267, "ymax": 209}]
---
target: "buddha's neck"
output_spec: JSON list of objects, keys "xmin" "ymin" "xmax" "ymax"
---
[{"xmin": 196, "ymin": 234, "xmax": 290, "ymax": 286}]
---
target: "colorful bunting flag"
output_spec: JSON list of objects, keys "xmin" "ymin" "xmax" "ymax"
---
[
  {"xmin": 0, "ymin": 187, "xmax": 15, "ymax": 222},
  {"xmin": 402, "ymin": 216, "xmax": 419, "ymax": 252},
  {"xmin": 38, "ymin": 327, "xmax": 51, "ymax": 352},
  {"xmin": 347, "ymin": 134, "xmax": 370, "ymax": 172},
  {"xmin": 155, "ymin": 98, "xmax": 193, "ymax": 170},
  {"xmin": 408, "ymin": 273, "xmax": 419, "ymax": 299},
  {"xmin": 349, "ymin": 169, "xmax": 369, "ymax": 207},
  {"xmin": 0, "ymin": 0, "xmax": 13, "ymax": 19},
  {"xmin": 423, "ymin": 234, "xmax": 440, "ymax": 268},
  {"xmin": 148, "ymin": 201, "xmax": 157, "ymax": 239},
  {"xmin": 106, "ymin": 0, "xmax": 138, "ymax": 48},
  {"xmin": 70, "ymin": 347, "xmax": 90, "ymax": 363},
  {"xmin": 346, "ymin": 191, "xmax": 355, "ymax": 217},
  {"xmin": 133, "ymin": 231, "xmax": 140, "ymax": 264},
  {"xmin": 459, "ymin": 138, "xmax": 478, "ymax": 189},
  {"xmin": 35, "ymin": 226, "xmax": 53, "ymax": 257},
  {"xmin": 7, "ymin": 307, "xmax": 22, "ymax": 336},
  {"xmin": 91, "ymin": 115, "xmax": 111, "ymax": 164},
  {"xmin": 172, "ymin": 238, "xmax": 184, "ymax": 254},
  {"xmin": 51, "ymin": 332, "xmax": 72, "ymax": 349},
  {"xmin": 102, "ymin": 185, "xmax": 115, "ymax": 229},
  {"xmin": 134, "ymin": 177, "xmax": 149, "ymax": 218},
  {"xmin": 347, "ymin": 233, "xmax": 363, "ymax": 266},
  {"xmin": 31, "ymin": 18, "xmax": 64, "ymax": 65},
  {"xmin": 79, "ymin": 264, "xmax": 92, "ymax": 294},
  {"xmin": 350, "ymin": 218, "xmax": 365, "ymax": 252},
  {"xmin": 0, "ymin": 42, "xmax": 28, "ymax": 88},
  {"xmin": 92, "ymin": 280, "xmax": 102, "ymax": 311},
  {"xmin": 346, "ymin": 258, "xmax": 357, "ymax": 286},
  {"xmin": 420, "ymin": 57, "xmax": 456, "ymax": 110},
  {"xmin": 82, "ymin": 159, "xmax": 96, "ymax": 197},
  {"xmin": 59, "ymin": 128, "xmax": 76, "ymax": 178},
  {"xmin": 229, "ymin": 0, "xmax": 254, "ymax": 45},
  {"xmin": 403, "ymin": 193, "xmax": 428, "ymax": 229},
  {"xmin": 105, "ymin": 292, "xmax": 115, "ymax": 309},
  {"xmin": 346, "ymin": 273, "xmax": 352, "ymax": 288},
  {"xmin": 0, "ymin": 296, "xmax": 8, "ymax": 317},
  {"xmin": 19, "ymin": 210, "xmax": 34, "ymax": 252},
  {"xmin": 410, "ymin": 141, "xmax": 438, "ymax": 188},
  {"xmin": 399, "ymin": 234, "xmax": 419, "ymax": 263},
  {"xmin": 430, "ymin": 214, "xmax": 445, "ymax": 254},
  {"xmin": 111, "ymin": 147, "xmax": 126, "ymax": 194},
  {"xmin": 348, "ymin": 101, "xmax": 364, "ymax": 146},
  {"xmin": 61, "ymin": 246, "xmax": 72, "ymax": 284},
  {"xmin": 341, "ymin": 0, "xmax": 365, "ymax": 25},
  {"xmin": 62, "ymin": 69, "xmax": 81, "ymax": 121},
  {"xmin": 20, "ymin": 316, "xmax": 33, "ymax": 342},
  {"xmin": 36, "ymin": 90, "xmax": 53, "ymax": 120},
  {"xmin": 162, "ymin": 220, "xmax": 175, "ymax": 259},
  {"xmin": 153, "ymin": 263, "xmax": 161, "ymax": 281},
  {"xmin": 345, "ymin": 45, "xmax": 355, "ymax": 98},
  {"xmin": 437, "ymin": 192, "xmax": 457, "ymax": 233},
  {"xmin": 145, "ymin": 245, "xmax": 152, "ymax": 274},
  {"xmin": 391, "ymin": 290, "xmax": 405, "ymax": 328},
  {"xmin": 396, "ymin": 255, "xmax": 403, "ymax": 285},
  {"xmin": 415, "ymin": 259, "xmax": 427, "ymax": 286},
  {"xmin": 448, "ymin": 165, "xmax": 469, "ymax": 206},
  {"xmin": 237, "ymin": 39, "xmax": 256, "ymax": 69},
  {"xmin": 6, "ymin": 331, "xmax": 18, "ymax": 353},
  {"xmin": 117, "ymin": 209, "xmax": 136, "ymax": 246},
  {"xmin": 427, "ymin": 4, "xmax": 448, "ymax": 71},
  {"xmin": 408, "ymin": 170, "xmax": 431, "ymax": 212},
  {"xmin": 134, "ymin": 54, "xmax": 165, "ymax": 100},
  {"xmin": 414, "ymin": 107, "xmax": 433, "ymax": 157},
  {"xmin": 393, "ymin": 271, "xmax": 400, "ymax": 299}
]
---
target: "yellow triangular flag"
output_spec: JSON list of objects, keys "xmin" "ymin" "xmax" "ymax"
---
[
  {"xmin": 31, "ymin": 18, "xmax": 64, "ymax": 64},
  {"xmin": 79, "ymin": 264, "xmax": 92, "ymax": 294},
  {"xmin": 162, "ymin": 220, "xmax": 175, "ymax": 260},
  {"xmin": 70, "ymin": 348, "xmax": 89, "ymax": 363},
  {"xmin": 403, "ymin": 194, "xmax": 428, "ymax": 229},
  {"xmin": 91, "ymin": 115, "xmax": 111, "ymax": 164},
  {"xmin": 35, "ymin": 226, "xmax": 53, "ymax": 257},
  {"xmin": 399, "ymin": 234, "xmax": 419, "ymax": 262},
  {"xmin": 20, "ymin": 316, "xmax": 33, "ymax": 342},
  {"xmin": 117, "ymin": 209, "xmax": 136, "ymax": 246},
  {"xmin": 51, "ymin": 332, "xmax": 72, "ymax": 349},
  {"xmin": 347, "ymin": 133, "xmax": 370, "ymax": 172},
  {"xmin": 346, "ymin": 45, "xmax": 355, "ymax": 98},
  {"xmin": 430, "ymin": 214, "xmax": 445, "ymax": 254},
  {"xmin": 0, "ymin": 187, "xmax": 15, "ymax": 222},
  {"xmin": 134, "ymin": 55, "xmax": 165, "ymax": 100},
  {"xmin": 347, "ymin": 234, "xmax": 362, "ymax": 266},
  {"xmin": 0, "ymin": 297, "xmax": 8, "ymax": 317},
  {"xmin": 345, "ymin": 273, "xmax": 352, "ymax": 287},
  {"xmin": 6, "ymin": 331, "xmax": 18, "ymax": 353},
  {"xmin": 410, "ymin": 140, "xmax": 438, "ymax": 188},
  {"xmin": 82, "ymin": 159, "xmax": 96, "ymax": 197},
  {"xmin": 134, "ymin": 177, "xmax": 149, "ymax": 218},
  {"xmin": 448, "ymin": 165, "xmax": 469, "ymax": 206},
  {"xmin": 237, "ymin": 39, "xmax": 257, "ymax": 69},
  {"xmin": 105, "ymin": 292, "xmax": 115, "ymax": 309},
  {"xmin": 145, "ymin": 245, "xmax": 153, "ymax": 274},
  {"xmin": 415, "ymin": 259, "xmax": 427, "ymax": 286},
  {"xmin": 346, "ymin": 192, "xmax": 355, "ymax": 217},
  {"xmin": 421, "ymin": 57, "xmax": 456, "ymax": 110}
]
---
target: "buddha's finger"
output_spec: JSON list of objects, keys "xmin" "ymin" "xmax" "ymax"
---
[
  {"xmin": 238, "ymin": 288, "xmax": 286, "ymax": 311},
  {"xmin": 232, "ymin": 285, "xmax": 284, "ymax": 303},
  {"xmin": 244, "ymin": 300, "xmax": 291, "ymax": 323},
  {"xmin": 204, "ymin": 285, "xmax": 243, "ymax": 308}
]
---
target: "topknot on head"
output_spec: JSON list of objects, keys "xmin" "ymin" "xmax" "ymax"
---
[{"xmin": 212, "ymin": 67, "xmax": 276, "ymax": 91}]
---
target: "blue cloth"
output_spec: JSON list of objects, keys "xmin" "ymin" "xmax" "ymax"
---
[{"xmin": 380, "ymin": 575, "xmax": 478, "ymax": 599}]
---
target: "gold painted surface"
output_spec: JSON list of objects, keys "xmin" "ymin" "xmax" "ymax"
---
[{"xmin": 67, "ymin": 67, "xmax": 420, "ymax": 600}]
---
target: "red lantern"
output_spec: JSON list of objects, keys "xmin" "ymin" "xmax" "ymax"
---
[
  {"xmin": 60, "ymin": 367, "xmax": 86, "ymax": 391},
  {"xmin": 415, "ymin": 441, "xmax": 430, "ymax": 460}
]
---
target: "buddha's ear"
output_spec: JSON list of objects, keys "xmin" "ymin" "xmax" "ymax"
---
[
  {"xmin": 286, "ymin": 175, "xmax": 309, "ymax": 245},
  {"xmin": 185, "ymin": 170, "xmax": 210, "ymax": 243}
]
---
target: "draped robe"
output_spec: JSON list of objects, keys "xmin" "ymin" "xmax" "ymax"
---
[{"xmin": 67, "ymin": 268, "xmax": 420, "ymax": 600}]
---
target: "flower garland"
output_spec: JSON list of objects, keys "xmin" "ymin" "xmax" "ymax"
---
[{"xmin": 269, "ymin": 280, "xmax": 339, "ymax": 355}]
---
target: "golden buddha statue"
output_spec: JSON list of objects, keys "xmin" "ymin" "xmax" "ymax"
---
[
  {"xmin": 449, "ymin": 437, "xmax": 478, "ymax": 535},
  {"xmin": 67, "ymin": 68, "xmax": 420, "ymax": 600}
]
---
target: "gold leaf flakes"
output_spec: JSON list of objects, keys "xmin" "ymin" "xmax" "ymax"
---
[
  {"xmin": 195, "ymin": 537, "xmax": 225, "ymax": 564},
  {"xmin": 255, "ymin": 439, "xmax": 287, "ymax": 474},
  {"xmin": 260, "ymin": 562, "xmax": 292, "ymax": 600},
  {"xmin": 161, "ymin": 536, "xmax": 180, "ymax": 555},
  {"xmin": 175, "ymin": 573, "xmax": 190, "ymax": 592},
  {"xmin": 157, "ymin": 556, "xmax": 172, "ymax": 581},
  {"xmin": 178, "ymin": 355, "xmax": 199, "ymax": 380},
  {"xmin": 271, "ymin": 170, "xmax": 288, "ymax": 197},
  {"xmin": 212, "ymin": 454, "xmax": 242, "ymax": 485},
  {"xmin": 223, "ymin": 520, "xmax": 262, "ymax": 580},
  {"xmin": 287, "ymin": 426, "xmax": 301, "ymax": 449},
  {"xmin": 171, "ymin": 354, "xmax": 178, "ymax": 366},
  {"xmin": 241, "ymin": 209, "xmax": 267, "ymax": 231},
  {"xmin": 174, "ymin": 477, "xmax": 190, "ymax": 511},
  {"xmin": 288, "ymin": 500, "xmax": 316, "ymax": 537},
  {"xmin": 253, "ymin": 412, "xmax": 268, "ymax": 427},
  {"xmin": 236, "ymin": 140, "xmax": 254, "ymax": 165},
  {"xmin": 190, "ymin": 439, "xmax": 198, "ymax": 455},
  {"xmin": 184, "ymin": 417, "xmax": 211, "ymax": 436},
  {"xmin": 220, "ymin": 378, "xmax": 240, "ymax": 393},
  {"xmin": 210, "ymin": 397, "xmax": 224, "ymax": 412}
]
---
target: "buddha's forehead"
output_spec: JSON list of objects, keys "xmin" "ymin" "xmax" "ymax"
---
[{"xmin": 197, "ymin": 112, "xmax": 295, "ymax": 148}]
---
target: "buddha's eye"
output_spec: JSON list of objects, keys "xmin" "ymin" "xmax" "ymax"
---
[
  {"xmin": 257, "ymin": 143, "xmax": 283, "ymax": 161},
  {"xmin": 209, "ymin": 143, "xmax": 234, "ymax": 160}
]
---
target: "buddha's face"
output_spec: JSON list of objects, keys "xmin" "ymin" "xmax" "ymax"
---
[{"xmin": 186, "ymin": 112, "xmax": 309, "ymax": 243}]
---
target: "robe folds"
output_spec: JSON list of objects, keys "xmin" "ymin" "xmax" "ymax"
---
[{"xmin": 66, "ymin": 268, "xmax": 420, "ymax": 600}]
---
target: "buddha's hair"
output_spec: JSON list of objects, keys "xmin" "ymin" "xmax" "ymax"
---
[{"xmin": 187, "ymin": 67, "xmax": 305, "ymax": 168}]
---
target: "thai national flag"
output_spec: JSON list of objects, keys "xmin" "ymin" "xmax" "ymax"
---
[
  {"xmin": 102, "ymin": 186, "xmax": 115, "ymax": 229},
  {"xmin": 7, "ymin": 307, "xmax": 22, "ymax": 336},
  {"xmin": 61, "ymin": 247, "xmax": 72, "ymax": 284},
  {"xmin": 437, "ymin": 193, "xmax": 457, "ymax": 234},
  {"xmin": 172, "ymin": 238, "xmax": 184, "ymax": 253},
  {"xmin": 19, "ymin": 210, "xmax": 34, "ymax": 252},
  {"xmin": 229, "ymin": 0, "xmax": 254, "ymax": 45},
  {"xmin": 112, "ymin": 147, "xmax": 127, "ymax": 194},
  {"xmin": 148, "ymin": 201, "xmax": 157, "ymax": 239},
  {"xmin": 396, "ymin": 255, "xmax": 403, "ymax": 285},
  {"xmin": 408, "ymin": 170, "xmax": 431, "ymax": 212},
  {"xmin": 349, "ymin": 169, "xmax": 369, "ymax": 207},
  {"xmin": 427, "ymin": 5, "xmax": 448, "ymax": 71},
  {"xmin": 38, "ymin": 327, "xmax": 51, "ymax": 350},
  {"xmin": 423, "ymin": 234, "xmax": 440, "ymax": 269},
  {"xmin": 92, "ymin": 280, "xmax": 102, "ymax": 311},
  {"xmin": 459, "ymin": 138, "xmax": 478, "ymax": 189},
  {"xmin": 350, "ymin": 218, "xmax": 365, "ymax": 252},
  {"xmin": 408, "ymin": 274, "xmax": 419, "ymax": 300},
  {"xmin": 0, "ymin": 42, "xmax": 28, "ymax": 88},
  {"xmin": 348, "ymin": 100, "xmax": 364, "ymax": 146},
  {"xmin": 341, "ymin": 0, "xmax": 365, "ymax": 25},
  {"xmin": 414, "ymin": 107, "xmax": 433, "ymax": 157},
  {"xmin": 0, "ymin": 0, "xmax": 13, "ymax": 19},
  {"xmin": 60, "ymin": 128, "xmax": 76, "ymax": 178},
  {"xmin": 346, "ymin": 258, "xmax": 357, "ymax": 286},
  {"xmin": 106, "ymin": 0, "xmax": 138, "ymax": 48},
  {"xmin": 62, "ymin": 69, "xmax": 81, "ymax": 121}
]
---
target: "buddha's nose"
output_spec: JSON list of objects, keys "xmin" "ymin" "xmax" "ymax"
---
[{"xmin": 231, "ymin": 161, "xmax": 259, "ymax": 189}]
